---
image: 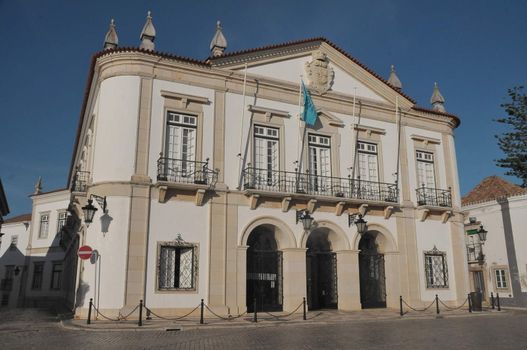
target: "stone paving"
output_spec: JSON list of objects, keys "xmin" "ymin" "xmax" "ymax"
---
[{"xmin": 1, "ymin": 308, "xmax": 526, "ymax": 349}]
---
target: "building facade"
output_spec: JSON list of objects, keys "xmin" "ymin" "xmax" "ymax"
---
[
  {"xmin": 463, "ymin": 176, "xmax": 527, "ymax": 307},
  {"xmin": 3, "ymin": 16, "xmax": 470, "ymax": 317}
]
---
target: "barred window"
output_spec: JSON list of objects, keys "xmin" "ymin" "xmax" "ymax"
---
[
  {"xmin": 32, "ymin": 262, "xmax": 44, "ymax": 290},
  {"xmin": 158, "ymin": 243, "xmax": 198, "ymax": 290},
  {"xmin": 50, "ymin": 263, "xmax": 63, "ymax": 290},
  {"xmin": 424, "ymin": 247, "xmax": 449, "ymax": 288}
]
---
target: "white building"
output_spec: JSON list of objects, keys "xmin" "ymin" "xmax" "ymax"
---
[
  {"xmin": 462, "ymin": 176, "xmax": 527, "ymax": 307},
  {"xmin": 3, "ymin": 15, "xmax": 470, "ymax": 317}
]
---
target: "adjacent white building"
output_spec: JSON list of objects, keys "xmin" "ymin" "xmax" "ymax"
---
[
  {"xmin": 2, "ymin": 15, "xmax": 470, "ymax": 317},
  {"xmin": 462, "ymin": 176, "xmax": 527, "ymax": 307}
]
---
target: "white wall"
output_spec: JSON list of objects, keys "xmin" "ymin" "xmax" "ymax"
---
[
  {"xmin": 92, "ymin": 76, "xmax": 140, "ymax": 183},
  {"xmin": 243, "ymin": 56, "xmax": 386, "ymax": 102},
  {"xmin": 146, "ymin": 199, "xmax": 210, "ymax": 307}
]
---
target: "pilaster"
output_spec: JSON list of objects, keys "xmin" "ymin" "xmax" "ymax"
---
[
  {"xmin": 282, "ymin": 248, "xmax": 307, "ymax": 312},
  {"xmin": 336, "ymin": 250, "xmax": 361, "ymax": 310}
]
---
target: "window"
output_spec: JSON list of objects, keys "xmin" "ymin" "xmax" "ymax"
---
[
  {"xmin": 308, "ymin": 134, "xmax": 331, "ymax": 193},
  {"xmin": 253, "ymin": 125, "xmax": 280, "ymax": 186},
  {"xmin": 165, "ymin": 112, "xmax": 197, "ymax": 173},
  {"xmin": 416, "ymin": 151, "xmax": 436, "ymax": 188},
  {"xmin": 50, "ymin": 263, "xmax": 63, "ymax": 290},
  {"xmin": 2, "ymin": 266, "xmax": 14, "ymax": 291},
  {"xmin": 158, "ymin": 244, "xmax": 197, "ymax": 290},
  {"xmin": 356, "ymin": 141, "xmax": 379, "ymax": 182},
  {"xmin": 57, "ymin": 211, "xmax": 68, "ymax": 233},
  {"xmin": 10, "ymin": 235, "xmax": 18, "ymax": 249},
  {"xmin": 495, "ymin": 269, "xmax": 508, "ymax": 289},
  {"xmin": 32, "ymin": 262, "xmax": 44, "ymax": 290},
  {"xmin": 1, "ymin": 294, "xmax": 8, "ymax": 306},
  {"xmin": 424, "ymin": 248, "xmax": 449, "ymax": 288},
  {"xmin": 38, "ymin": 213, "xmax": 49, "ymax": 239}
]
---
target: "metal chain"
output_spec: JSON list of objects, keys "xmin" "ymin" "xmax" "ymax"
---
[
  {"xmin": 262, "ymin": 301, "xmax": 304, "ymax": 319},
  {"xmin": 91, "ymin": 304, "xmax": 121, "ymax": 322},
  {"xmin": 143, "ymin": 304, "xmax": 200, "ymax": 321},
  {"xmin": 438, "ymin": 297, "xmax": 469, "ymax": 311},
  {"xmin": 402, "ymin": 298, "xmax": 436, "ymax": 312},
  {"xmin": 118, "ymin": 304, "xmax": 139, "ymax": 320},
  {"xmin": 204, "ymin": 305, "xmax": 247, "ymax": 320}
]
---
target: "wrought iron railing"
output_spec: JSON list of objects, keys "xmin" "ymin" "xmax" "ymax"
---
[
  {"xmin": 0, "ymin": 279, "xmax": 13, "ymax": 291},
  {"xmin": 416, "ymin": 186, "xmax": 452, "ymax": 207},
  {"xmin": 466, "ymin": 243, "xmax": 484, "ymax": 263},
  {"xmin": 241, "ymin": 166, "xmax": 398, "ymax": 203},
  {"xmin": 157, "ymin": 157, "xmax": 218, "ymax": 188},
  {"xmin": 72, "ymin": 169, "xmax": 90, "ymax": 193}
]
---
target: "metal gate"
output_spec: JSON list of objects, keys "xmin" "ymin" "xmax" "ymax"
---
[
  {"xmin": 307, "ymin": 252, "xmax": 338, "ymax": 310},
  {"xmin": 359, "ymin": 252, "xmax": 386, "ymax": 308},
  {"xmin": 247, "ymin": 251, "xmax": 283, "ymax": 312}
]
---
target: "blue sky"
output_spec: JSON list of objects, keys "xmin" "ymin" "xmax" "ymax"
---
[{"xmin": 1, "ymin": 0, "xmax": 526, "ymax": 216}]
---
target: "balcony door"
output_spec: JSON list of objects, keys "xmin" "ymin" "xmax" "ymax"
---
[
  {"xmin": 416, "ymin": 151, "xmax": 435, "ymax": 188},
  {"xmin": 253, "ymin": 125, "xmax": 279, "ymax": 189},
  {"xmin": 165, "ymin": 112, "xmax": 197, "ymax": 178},
  {"xmin": 308, "ymin": 134, "xmax": 331, "ymax": 194}
]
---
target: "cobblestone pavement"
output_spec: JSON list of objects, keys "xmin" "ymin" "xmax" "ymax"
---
[{"xmin": 1, "ymin": 309, "xmax": 527, "ymax": 349}]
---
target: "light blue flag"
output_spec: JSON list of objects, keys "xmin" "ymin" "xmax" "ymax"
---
[{"xmin": 302, "ymin": 81, "xmax": 317, "ymax": 127}]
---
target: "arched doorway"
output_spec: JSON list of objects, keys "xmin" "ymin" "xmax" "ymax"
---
[
  {"xmin": 358, "ymin": 232, "xmax": 386, "ymax": 308},
  {"xmin": 246, "ymin": 225, "xmax": 282, "ymax": 312},
  {"xmin": 306, "ymin": 229, "xmax": 337, "ymax": 309}
]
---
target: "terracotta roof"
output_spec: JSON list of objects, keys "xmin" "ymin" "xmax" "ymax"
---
[
  {"xmin": 462, "ymin": 176, "xmax": 527, "ymax": 206},
  {"xmin": 3, "ymin": 213, "xmax": 31, "ymax": 224}
]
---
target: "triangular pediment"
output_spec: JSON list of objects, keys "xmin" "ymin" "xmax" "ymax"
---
[{"xmin": 210, "ymin": 38, "xmax": 413, "ymax": 108}]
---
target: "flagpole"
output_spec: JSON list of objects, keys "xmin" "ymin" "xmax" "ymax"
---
[
  {"xmin": 296, "ymin": 76, "xmax": 303, "ymax": 170},
  {"xmin": 395, "ymin": 96, "xmax": 401, "ymax": 188},
  {"xmin": 350, "ymin": 87, "xmax": 359, "ymax": 181},
  {"xmin": 237, "ymin": 63, "xmax": 248, "ymax": 190}
]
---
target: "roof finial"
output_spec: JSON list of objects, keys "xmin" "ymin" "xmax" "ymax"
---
[
  {"xmin": 430, "ymin": 82, "xmax": 446, "ymax": 112},
  {"xmin": 140, "ymin": 10, "xmax": 156, "ymax": 51},
  {"xmin": 34, "ymin": 177, "xmax": 42, "ymax": 195},
  {"xmin": 103, "ymin": 18, "xmax": 119, "ymax": 50},
  {"xmin": 387, "ymin": 64, "xmax": 402, "ymax": 90},
  {"xmin": 210, "ymin": 20, "xmax": 227, "ymax": 57}
]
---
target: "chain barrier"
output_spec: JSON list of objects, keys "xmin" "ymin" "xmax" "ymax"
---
[
  {"xmin": 401, "ymin": 298, "xmax": 436, "ymax": 312},
  {"xmin": 204, "ymin": 304, "xmax": 248, "ymax": 320},
  {"xmin": 91, "ymin": 303, "xmax": 122, "ymax": 322},
  {"xmin": 143, "ymin": 304, "xmax": 201, "ymax": 321},
  {"xmin": 117, "ymin": 304, "xmax": 140, "ymax": 320},
  {"xmin": 261, "ymin": 301, "xmax": 304, "ymax": 319},
  {"xmin": 438, "ymin": 297, "xmax": 468, "ymax": 311}
]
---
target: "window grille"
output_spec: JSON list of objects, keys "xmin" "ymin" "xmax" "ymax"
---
[
  {"xmin": 424, "ymin": 247, "xmax": 449, "ymax": 288},
  {"xmin": 158, "ymin": 243, "xmax": 198, "ymax": 290},
  {"xmin": 32, "ymin": 262, "xmax": 44, "ymax": 290}
]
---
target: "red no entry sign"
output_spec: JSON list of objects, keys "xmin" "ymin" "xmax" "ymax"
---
[{"xmin": 78, "ymin": 245, "xmax": 93, "ymax": 260}]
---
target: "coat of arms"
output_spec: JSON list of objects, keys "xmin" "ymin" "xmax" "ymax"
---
[{"xmin": 304, "ymin": 51, "xmax": 334, "ymax": 95}]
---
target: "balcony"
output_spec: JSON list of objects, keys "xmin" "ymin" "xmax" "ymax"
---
[
  {"xmin": 466, "ymin": 243, "xmax": 484, "ymax": 263},
  {"xmin": 416, "ymin": 186, "xmax": 452, "ymax": 208},
  {"xmin": 71, "ymin": 169, "xmax": 90, "ymax": 193},
  {"xmin": 157, "ymin": 158, "xmax": 219, "ymax": 205},
  {"xmin": 241, "ymin": 167, "xmax": 398, "ymax": 204}
]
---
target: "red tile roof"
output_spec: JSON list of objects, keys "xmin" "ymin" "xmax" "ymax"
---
[
  {"xmin": 462, "ymin": 176, "xmax": 527, "ymax": 206},
  {"xmin": 3, "ymin": 213, "xmax": 32, "ymax": 224}
]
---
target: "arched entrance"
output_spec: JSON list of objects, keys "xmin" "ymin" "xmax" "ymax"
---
[
  {"xmin": 358, "ymin": 232, "xmax": 386, "ymax": 308},
  {"xmin": 306, "ymin": 229, "xmax": 337, "ymax": 310},
  {"xmin": 246, "ymin": 225, "xmax": 282, "ymax": 312}
]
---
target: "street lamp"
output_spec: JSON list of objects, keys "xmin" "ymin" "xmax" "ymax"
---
[
  {"xmin": 81, "ymin": 195, "xmax": 107, "ymax": 225},
  {"xmin": 348, "ymin": 213, "xmax": 368, "ymax": 235},
  {"xmin": 477, "ymin": 225, "xmax": 488, "ymax": 243},
  {"xmin": 296, "ymin": 209, "xmax": 314, "ymax": 232}
]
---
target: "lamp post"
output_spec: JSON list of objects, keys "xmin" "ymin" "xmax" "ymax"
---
[
  {"xmin": 476, "ymin": 225, "xmax": 487, "ymax": 265},
  {"xmin": 296, "ymin": 209, "xmax": 315, "ymax": 232},
  {"xmin": 348, "ymin": 213, "xmax": 368, "ymax": 235},
  {"xmin": 81, "ymin": 195, "xmax": 107, "ymax": 225}
]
